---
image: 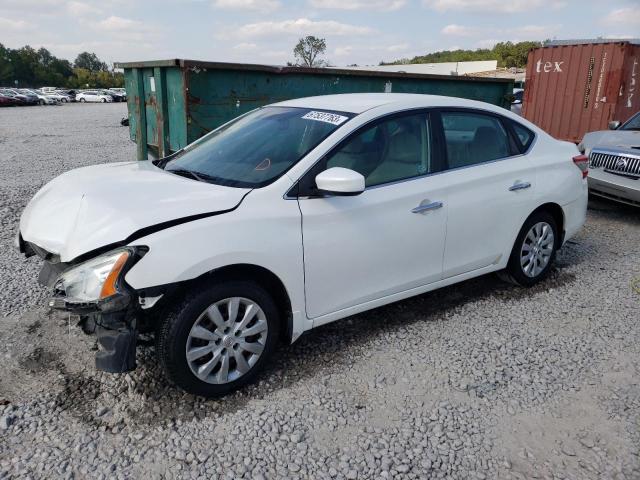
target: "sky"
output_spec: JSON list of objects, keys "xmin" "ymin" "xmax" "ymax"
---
[{"xmin": 1, "ymin": 0, "xmax": 639, "ymax": 67}]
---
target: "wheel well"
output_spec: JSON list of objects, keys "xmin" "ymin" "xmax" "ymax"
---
[
  {"xmin": 201, "ymin": 264, "xmax": 293, "ymax": 342},
  {"xmin": 531, "ymin": 203, "xmax": 565, "ymax": 246}
]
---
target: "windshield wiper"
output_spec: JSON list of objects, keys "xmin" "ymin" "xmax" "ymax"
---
[{"xmin": 167, "ymin": 168, "xmax": 206, "ymax": 182}]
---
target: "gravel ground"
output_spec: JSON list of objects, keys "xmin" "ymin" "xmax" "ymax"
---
[{"xmin": 1, "ymin": 104, "xmax": 639, "ymax": 480}]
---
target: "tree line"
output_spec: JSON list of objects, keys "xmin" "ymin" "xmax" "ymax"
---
[
  {"xmin": 382, "ymin": 41, "xmax": 542, "ymax": 69},
  {"xmin": 0, "ymin": 44, "xmax": 124, "ymax": 89}
]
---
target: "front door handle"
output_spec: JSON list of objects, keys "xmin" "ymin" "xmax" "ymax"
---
[
  {"xmin": 509, "ymin": 182, "xmax": 531, "ymax": 192},
  {"xmin": 412, "ymin": 201, "xmax": 443, "ymax": 214}
]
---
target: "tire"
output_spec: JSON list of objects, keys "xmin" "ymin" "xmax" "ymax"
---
[
  {"xmin": 79, "ymin": 98, "xmax": 85, "ymax": 103},
  {"xmin": 39, "ymin": 100, "xmax": 45, "ymax": 106},
  {"xmin": 156, "ymin": 280, "xmax": 280, "ymax": 397},
  {"xmin": 101, "ymin": 98, "xmax": 106, "ymax": 103},
  {"xmin": 501, "ymin": 211, "xmax": 558, "ymax": 287}
]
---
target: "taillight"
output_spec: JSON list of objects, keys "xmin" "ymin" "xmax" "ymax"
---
[{"xmin": 573, "ymin": 154, "xmax": 589, "ymax": 179}]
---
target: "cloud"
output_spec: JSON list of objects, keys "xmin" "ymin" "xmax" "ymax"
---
[
  {"xmin": 212, "ymin": 0, "xmax": 281, "ymax": 12},
  {"xmin": 95, "ymin": 15, "xmax": 143, "ymax": 31},
  {"xmin": 66, "ymin": 1, "xmax": 101, "ymax": 17},
  {"xmin": 232, "ymin": 42, "xmax": 258, "ymax": 50},
  {"xmin": 309, "ymin": 0, "xmax": 406, "ymax": 11},
  {"xmin": 423, "ymin": 0, "xmax": 565, "ymax": 13},
  {"xmin": 0, "ymin": 17, "xmax": 32, "ymax": 30},
  {"xmin": 441, "ymin": 24, "xmax": 476, "ymax": 36},
  {"xmin": 234, "ymin": 18, "xmax": 374, "ymax": 38},
  {"xmin": 333, "ymin": 43, "xmax": 413, "ymax": 61},
  {"xmin": 475, "ymin": 39, "xmax": 500, "ymax": 49},
  {"xmin": 2, "ymin": 0, "xmax": 64, "ymax": 11},
  {"xmin": 442, "ymin": 23, "xmax": 560, "ymax": 42},
  {"xmin": 604, "ymin": 7, "xmax": 640, "ymax": 27}
]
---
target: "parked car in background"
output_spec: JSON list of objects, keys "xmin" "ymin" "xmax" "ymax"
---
[
  {"xmin": 39, "ymin": 90, "xmax": 70, "ymax": 103},
  {"xmin": 0, "ymin": 93, "xmax": 20, "ymax": 107},
  {"xmin": 101, "ymin": 89, "xmax": 126, "ymax": 102},
  {"xmin": 511, "ymin": 88, "xmax": 523, "ymax": 116},
  {"xmin": 20, "ymin": 89, "xmax": 59, "ymax": 105},
  {"xmin": 579, "ymin": 110, "xmax": 640, "ymax": 207},
  {"xmin": 76, "ymin": 90, "xmax": 113, "ymax": 103},
  {"xmin": 57, "ymin": 89, "xmax": 77, "ymax": 102},
  {"xmin": 40, "ymin": 87, "xmax": 58, "ymax": 93},
  {"xmin": 107, "ymin": 88, "xmax": 127, "ymax": 101},
  {"xmin": 0, "ymin": 89, "xmax": 27, "ymax": 106},
  {"xmin": 18, "ymin": 93, "xmax": 588, "ymax": 397},
  {"xmin": 3, "ymin": 88, "xmax": 40, "ymax": 105}
]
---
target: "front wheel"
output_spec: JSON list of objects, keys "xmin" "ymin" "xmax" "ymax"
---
[
  {"xmin": 101, "ymin": 98, "xmax": 106, "ymax": 103},
  {"xmin": 79, "ymin": 98, "xmax": 86, "ymax": 103},
  {"xmin": 501, "ymin": 211, "xmax": 558, "ymax": 286},
  {"xmin": 156, "ymin": 281, "xmax": 280, "ymax": 397}
]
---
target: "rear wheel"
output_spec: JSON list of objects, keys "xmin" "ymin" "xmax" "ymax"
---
[
  {"xmin": 156, "ymin": 281, "xmax": 280, "ymax": 397},
  {"xmin": 39, "ymin": 100, "xmax": 45, "ymax": 105},
  {"xmin": 501, "ymin": 211, "xmax": 558, "ymax": 286},
  {"xmin": 79, "ymin": 98, "xmax": 86, "ymax": 103}
]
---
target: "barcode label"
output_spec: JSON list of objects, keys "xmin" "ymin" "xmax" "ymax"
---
[{"xmin": 302, "ymin": 111, "xmax": 348, "ymax": 126}]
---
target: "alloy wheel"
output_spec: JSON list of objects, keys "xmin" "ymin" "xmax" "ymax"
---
[
  {"xmin": 520, "ymin": 221, "xmax": 554, "ymax": 277},
  {"xmin": 185, "ymin": 297, "xmax": 268, "ymax": 384}
]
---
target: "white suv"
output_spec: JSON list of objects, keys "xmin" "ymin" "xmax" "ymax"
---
[
  {"xmin": 76, "ymin": 90, "xmax": 113, "ymax": 103},
  {"xmin": 18, "ymin": 94, "xmax": 588, "ymax": 396}
]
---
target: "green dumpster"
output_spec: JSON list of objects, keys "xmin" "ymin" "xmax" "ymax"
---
[{"xmin": 114, "ymin": 59, "xmax": 514, "ymax": 160}]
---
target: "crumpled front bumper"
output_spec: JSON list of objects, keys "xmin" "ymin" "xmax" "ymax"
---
[
  {"xmin": 48, "ymin": 291, "xmax": 139, "ymax": 373},
  {"xmin": 29, "ymin": 246, "xmax": 141, "ymax": 374}
]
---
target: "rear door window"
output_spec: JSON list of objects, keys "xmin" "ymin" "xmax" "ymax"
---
[
  {"xmin": 441, "ymin": 111, "xmax": 513, "ymax": 169},
  {"xmin": 511, "ymin": 121, "xmax": 535, "ymax": 151}
]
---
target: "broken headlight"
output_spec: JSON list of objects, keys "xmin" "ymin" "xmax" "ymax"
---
[{"xmin": 54, "ymin": 248, "xmax": 135, "ymax": 303}]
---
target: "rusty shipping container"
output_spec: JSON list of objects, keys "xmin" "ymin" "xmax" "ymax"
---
[{"xmin": 523, "ymin": 41, "xmax": 640, "ymax": 143}]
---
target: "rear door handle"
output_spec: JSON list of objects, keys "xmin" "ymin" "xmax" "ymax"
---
[
  {"xmin": 412, "ymin": 201, "xmax": 443, "ymax": 214},
  {"xmin": 509, "ymin": 182, "xmax": 531, "ymax": 192}
]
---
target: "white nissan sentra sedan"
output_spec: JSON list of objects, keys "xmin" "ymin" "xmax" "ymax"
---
[{"xmin": 18, "ymin": 94, "xmax": 588, "ymax": 396}]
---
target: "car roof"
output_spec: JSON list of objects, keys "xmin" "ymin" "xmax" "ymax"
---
[{"xmin": 272, "ymin": 93, "xmax": 509, "ymax": 115}]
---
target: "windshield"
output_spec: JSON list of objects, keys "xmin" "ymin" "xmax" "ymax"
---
[
  {"xmin": 164, "ymin": 106, "xmax": 353, "ymax": 188},
  {"xmin": 620, "ymin": 112, "xmax": 640, "ymax": 131}
]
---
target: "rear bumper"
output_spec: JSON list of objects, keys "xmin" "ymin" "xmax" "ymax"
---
[
  {"xmin": 562, "ymin": 183, "xmax": 588, "ymax": 243},
  {"xmin": 588, "ymin": 169, "xmax": 640, "ymax": 207}
]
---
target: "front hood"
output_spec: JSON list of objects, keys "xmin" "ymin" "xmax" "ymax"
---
[
  {"xmin": 581, "ymin": 130, "xmax": 640, "ymax": 155},
  {"xmin": 20, "ymin": 161, "xmax": 250, "ymax": 262}
]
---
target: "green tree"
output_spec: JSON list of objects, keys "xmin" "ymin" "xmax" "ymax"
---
[
  {"xmin": 0, "ymin": 45, "xmax": 121, "ymax": 88},
  {"xmin": 293, "ymin": 36, "xmax": 327, "ymax": 67},
  {"xmin": 0, "ymin": 43, "xmax": 14, "ymax": 86},
  {"xmin": 74, "ymin": 52, "xmax": 108, "ymax": 72}
]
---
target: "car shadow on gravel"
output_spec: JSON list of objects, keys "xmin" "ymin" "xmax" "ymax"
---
[
  {"xmin": 587, "ymin": 196, "xmax": 640, "ymax": 225},
  {"xmin": 39, "ymin": 224, "xmax": 589, "ymax": 429},
  {"xmin": 54, "ymin": 265, "xmax": 581, "ymax": 429}
]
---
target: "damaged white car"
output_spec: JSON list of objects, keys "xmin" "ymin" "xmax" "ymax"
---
[{"xmin": 18, "ymin": 94, "xmax": 587, "ymax": 397}]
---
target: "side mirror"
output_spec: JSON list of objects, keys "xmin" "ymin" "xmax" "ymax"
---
[
  {"xmin": 512, "ymin": 99, "xmax": 522, "ymax": 105},
  {"xmin": 608, "ymin": 120, "xmax": 621, "ymax": 130},
  {"xmin": 315, "ymin": 167, "xmax": 365, "ymax": 196}
]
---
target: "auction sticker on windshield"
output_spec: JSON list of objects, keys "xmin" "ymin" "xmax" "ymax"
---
[{"xmin": 302, "ymin": 111, "xmax": 349, "ymax": 126}]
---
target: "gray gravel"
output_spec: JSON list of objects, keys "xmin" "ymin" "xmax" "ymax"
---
[
  {"xmin": 0, "ymin": 103, "xmax": 134, "ymax": 317},
  {"xmin": 1, "ymin": 104, "xmax": 639, "ymax": 479}
]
